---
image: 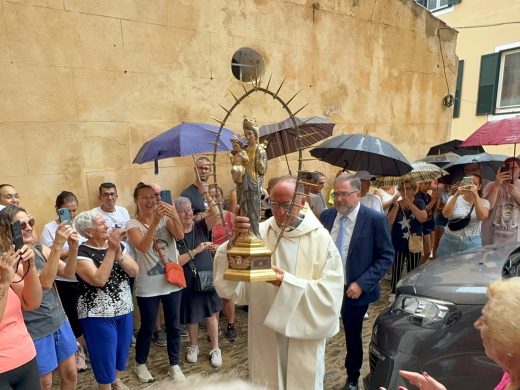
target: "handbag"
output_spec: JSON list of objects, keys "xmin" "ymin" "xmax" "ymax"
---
[
  {"xmin": 188, "ymin": 260, "xmax": 215, "ymax": 293},
  {"xmin": 399, "ymin": 203, "xmax": 424, "ymax": 254},
  {"xmin": 447, "ymin": 204, "xmax": 474, "ymax": 231},
  {"xmin": 142, "ymin": 222, "xmax": 186, "ymax": 288},
  {"xmin": 408, "ymin": 234, "xmax": 423, "ymax": 254}
]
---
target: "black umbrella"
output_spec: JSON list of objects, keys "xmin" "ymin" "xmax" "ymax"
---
[
  {"xmin": 259, "ymin": 116, "xmax": 335, "ymax": 160},
  {"xmin": 440, "ymin": 152, "xmax": 509, "ymax": 183},
  {"xmin": 427, "ymin": 139, "xmax": 485, "ymax": 156},
  {"xmin": 417, "ymin": 152, "xmax": 460, "ymax": 167},
  {"xmin": 309, "ymin": 134, "xmax": 413, "ymax": 176}
]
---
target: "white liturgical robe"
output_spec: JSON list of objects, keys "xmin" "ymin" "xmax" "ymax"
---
[{"xmin": 213, "ymin": 207, "xmax": 343, "ymax": 390}]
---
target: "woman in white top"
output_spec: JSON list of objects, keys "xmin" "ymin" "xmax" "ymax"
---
[
  {"xmin": 436, "ymin": 174, "xmax": 489, "ymax": 258},
  {"xmin": 126, "ymin": 182, "xmax": 185, "ymax": 384}
]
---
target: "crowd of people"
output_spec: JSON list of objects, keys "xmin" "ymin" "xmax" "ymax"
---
[{"xmin": 1, "ymin": 151, "xmax": 520, "ymax": 390}]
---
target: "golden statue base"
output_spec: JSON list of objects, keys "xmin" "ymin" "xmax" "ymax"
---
[{"xmin": 225, "ymin": 233, "xmax": 277, "ymax": 282}]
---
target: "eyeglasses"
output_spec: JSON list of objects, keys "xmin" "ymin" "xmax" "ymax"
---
[
  {"xmin": 20, "ymin": 219, "xmax": 35, "ymax": 230},
  {"xmin": 332, "ymin": 190, "xmax": 359, "ymax": 199},
  {"xmin": 178, "ymin": 208, "xmax": 193, "ymax": 215},
  {"xmin": 270, "ymin": 201, "xmax": 293, "ymax": 211},
  {"xmin": 3, "ymin": 194, "xmax": 19, "ymax": 200},
  {"xmin": 101, "ymin": 192, "xmax": 118, "ymax": 198}
]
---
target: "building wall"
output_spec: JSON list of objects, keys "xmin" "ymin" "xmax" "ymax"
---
[
  {"xmin": 0, "ymin": 0, "xmax": 457, "ymax": 227},
  {"xmin": 435, "ymin": 0, "xmax": 520, "ymax": 154}
]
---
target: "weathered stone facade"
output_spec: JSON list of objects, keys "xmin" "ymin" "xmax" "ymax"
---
[{"xmin": 0, "ymin": 0, "xmax": 457, "ymax": 226}]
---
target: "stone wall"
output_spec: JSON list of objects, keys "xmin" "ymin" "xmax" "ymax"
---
[{"xmin": 0, "ymin": 0, "xmax": 457, "ymax": 226}]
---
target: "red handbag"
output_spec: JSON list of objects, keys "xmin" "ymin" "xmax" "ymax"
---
[
  {"xmin": 153, "ymin": 238, "xmax": 186, "ymax": 288},
  {"xmin": 163, "ymin": 261, "xmax": 187, "ymax": 288}
]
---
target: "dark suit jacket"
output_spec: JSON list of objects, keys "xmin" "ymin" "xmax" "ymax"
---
[{"xmin": 320, "ymin": 204, "xmax": 394, "ymax": 306}]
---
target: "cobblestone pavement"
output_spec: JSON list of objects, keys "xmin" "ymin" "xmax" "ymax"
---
[{"xmin": 63, "ymin": 280, "xmax": 391, "ymax": 390}]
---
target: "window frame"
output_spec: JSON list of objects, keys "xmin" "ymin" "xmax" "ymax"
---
[{"xmin": 495, "ymin": 48, "xmax": 520, "ymax": 114}]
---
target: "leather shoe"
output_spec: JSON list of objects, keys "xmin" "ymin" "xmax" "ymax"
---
[{"xmin": 344, "ymin": 381, "xmax": 358, "ymax": 390}]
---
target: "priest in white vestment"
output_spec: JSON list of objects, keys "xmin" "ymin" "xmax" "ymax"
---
[{"xmin": 214, "ymin": 177, "xmax": 344, "ymax": 390}]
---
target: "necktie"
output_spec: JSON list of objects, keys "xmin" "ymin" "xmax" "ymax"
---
[{"xmin": 335, "ymin": 215, "xmax": 347, "ymax": 255}]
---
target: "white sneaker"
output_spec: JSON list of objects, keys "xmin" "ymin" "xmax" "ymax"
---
[
  {"xmin": 186, "ymin": 345, "xmax": 199, "ymax": 363},
  {"xmin": 168, "ymin": 364, "xmax": 186, "ymax": 382},
  {"xmin": 133, "ymin": 363, "xmax": 153, "ymax": 383},
  {"xmin": 209, "ymin": 347, "xmax": 222, "ymax": 367}
]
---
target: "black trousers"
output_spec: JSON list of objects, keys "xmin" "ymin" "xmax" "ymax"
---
[
  {"xmin": 0, "ymin": 357, "xmax": 40, "ymax": 389},
  {"xmin": 341, "ymin": 294, "xmax": 369, "ymax": 383},
  {"xmin": 55, "ymin": 280, "xmax": 82, "ymax": 338}
]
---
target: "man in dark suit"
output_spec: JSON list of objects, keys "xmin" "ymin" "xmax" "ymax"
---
[{"xmin": 320, "ymin": 173, "xmax": 394, "ymax": 390}]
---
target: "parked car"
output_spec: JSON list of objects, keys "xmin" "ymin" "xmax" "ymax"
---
[{"xmin": 363, "ymin": 244, "xmax": 520, "ymax": 390}]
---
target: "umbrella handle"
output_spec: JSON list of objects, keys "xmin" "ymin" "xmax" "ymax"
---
[{"xmin": 342, "ymin": 160, "xmax": 348, "ymax": 172}]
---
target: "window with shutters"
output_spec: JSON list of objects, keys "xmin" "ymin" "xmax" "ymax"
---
[{"xmin": 476, "ymin": 48, "xmax": 520, "ymax": 115}]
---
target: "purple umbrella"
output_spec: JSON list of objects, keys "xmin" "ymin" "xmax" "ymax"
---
[{"xmin": 133, "ymin": 122, "xmax": 236, "ymax": 173}]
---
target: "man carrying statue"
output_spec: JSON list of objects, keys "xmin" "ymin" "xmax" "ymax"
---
[{"xmin": 213, "ymin": 170, "xmax": 344, "ymax": 389}]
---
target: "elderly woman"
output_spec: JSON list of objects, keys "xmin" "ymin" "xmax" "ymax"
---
[
  {"xmin": 174, "ymin": 196, "xmax": 222, "ymax": 367},
  {"xmin": 0, "ymin": 205, "xmax": 79, "ymax": 390},
  {"xmin": 387, "ymin": 181, "xmax": 427, "ymax": 299},
  {"xmin": 74, "ymin": 210, "xmax": 138, "ymax": 390},
  {"xmin": 436, "ymin": 174, "xmax": 489, "ymax": 258},
  {"xmin": 126, "ymin": 182, "xmax": 185, "ymax": 384},
  {"xmin": 382, "ymin": 277, "xmax": 520, "ymax": 390},
  {"xmin": 0, "ymin": 213, "xmax": 42, "ymax": 389}
]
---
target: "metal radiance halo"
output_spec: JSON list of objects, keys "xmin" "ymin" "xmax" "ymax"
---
[{"xmin": 210, "ymin": 75, "xmax": 313, "ymax": 251}]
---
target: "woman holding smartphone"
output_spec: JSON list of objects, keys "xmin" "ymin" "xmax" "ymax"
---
[
  {"xmin": 126, "ymin": 182, "xmax": 185, "ymax": 384},
  {"xmin": 0, "ymin": 205, "xmax": 80, "ymax": 390},
  {"xmin": 436, "ymin": 174, "xmax": 489, "ymax": 258},
  {"xmin": 0, "ymin": 212, "xmax": 42, "ymax": 389}
]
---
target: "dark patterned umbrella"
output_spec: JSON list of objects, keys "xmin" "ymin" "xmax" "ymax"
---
[
  {"xmin": 259, "ymin": 116, "xmax": 335, "ymax": 160},
  {"xmin": 417, "ymin": 152, "xmax": 460, "ymax": 167},
  {"xmin": 310, "ymin": 134, "xmax": 412, "ymax": 176}
]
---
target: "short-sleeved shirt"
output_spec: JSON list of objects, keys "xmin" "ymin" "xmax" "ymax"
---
[
  {"xmin": 444, "ymin": 196, "xmax": 490, "ymax": 237},
  {"xmin": 40, "ymin": 219, "xmax": 87, "ymax": 282},
  {"xmin": 76, "ymin": 243, "xmax": 133, "ymax": 318},
  {"xmin": 126, "ymin": 216, "xmax": 182, "ymax": 297},
  {"xmin": 415, "ymin": 191, "xmax": 435, "ymax": 234},
  {"xmin": 390, "ymin": 199, "xmax": 426, "ymax": 252},
  {"xmin": 180, "ymin": 184, "xmax": 207, "ymax": 215},
  {"xmin": 23, "ymin": 245, "xmax": 67, "ymax": 339}
]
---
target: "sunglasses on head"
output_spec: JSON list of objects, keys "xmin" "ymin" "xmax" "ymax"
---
[{"xmin": 20, "ymin": 219, "xmax": 35, "ymax": 230}]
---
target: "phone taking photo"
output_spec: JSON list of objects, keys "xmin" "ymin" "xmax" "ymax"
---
[
  {"xmin": 10, "ymin": 220, "xmax": 24, "ymax": 251},
  {"xmin": 500, "ymin": 164, "xmax": 510, "ymax": 173},
  {"xmin": 160, "ymin": 190, "xmax": 173, "ymax": 205},
  {"xmin": 58, "ymin": 208, "xmax": 72, "ymax": 225},
  {"xmin": 462, "ymin": 176, "xmax": 473, "ymax": 186}
]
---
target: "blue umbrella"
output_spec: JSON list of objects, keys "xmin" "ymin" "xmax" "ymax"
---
[{"xmin": 133, "ymin": 122, "xmax": 236, "ymax": 173}]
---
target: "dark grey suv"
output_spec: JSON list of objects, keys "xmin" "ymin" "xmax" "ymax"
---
[{"xmin": 364, "ymin": 244, "xmax": 520, "ymax": 390}]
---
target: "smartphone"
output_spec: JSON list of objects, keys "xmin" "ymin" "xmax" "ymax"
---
[
  {"xmin": 462, "ymin": 176, "xmax": 473, "ymax": 186},
  {"xmin": 160, "ymin": 190, "xmax": 173, "ymax": 205},
  {"xmin": 58, "ymin": 208, "xmax": 72, "ymax": 225},
  {"xmin": 10, "ymin": 220, "xmax": 24, "ymax": 251},
  {"xmin": 501, "ymin": 164, "xmax": 510, "ymax": 173}
]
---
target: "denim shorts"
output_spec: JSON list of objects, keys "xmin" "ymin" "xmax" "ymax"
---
[
  {"xmin": 436, "ymin": 231, "xmax": 482, "ymax": 259},
  {"xmin": 33, "ymin": 320, "xmax": 77, "ymax": 375}
]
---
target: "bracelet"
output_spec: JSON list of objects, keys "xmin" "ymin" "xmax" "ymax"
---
[
  {"xmin": 188, "ymin": 249, "xmax": 194, "ymax": 259},
  {"xmin": 118, "ymin": 256, "xmax": 124, "ymax": 263}
]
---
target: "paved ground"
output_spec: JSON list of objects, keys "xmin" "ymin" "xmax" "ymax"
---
[{"xmin": 60, "ymin": 280, "xmax": 391, "ymax": 390}]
